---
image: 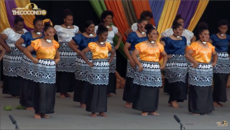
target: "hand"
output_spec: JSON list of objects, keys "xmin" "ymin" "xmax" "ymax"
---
[
  {"xmin": 32, "ymin": 58, "xmax": 39, "ymax": 64},
  {"xmin": 129, "ymin": 60, "xmax": 136, "ymax": 68},
  {"xmin": 115, "ymin": 45, "xmax": 119, "ymax": 50},
  {"xmin": 88, "ymin": 62, "xmax": 93, "ymax": 67},
  {"xmin": 160, "ymin": 65, "xmax": 165, "ymax": 70},
  {"xmin": 212, "ymin": 62, "xmax": 216, "ymax": 67},
  {"xmin": 6, "ymin": 48, "xmax": 11, "ymax": 53},
  {"xmin": 167, "ymin": 55, "xmax": 172, "ymax": 59},
  {"xmin": 54, "ymin": 59, "xmax": 60, "ymax": 64},
  {"xmin": 193, "ymin": 62, "xmax": 199, "ymax": 68},
  {"xmin": 138, "ymin": 64, "xmax": 143, "ymax": 71}
]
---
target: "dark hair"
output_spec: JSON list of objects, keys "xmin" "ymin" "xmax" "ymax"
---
[
  {"xmin": 63, "ymin": 9, "xmax": 73, "ymax": 19},
  {"xmin": 198, "ymin": 22, "xmax": 209, "ymax": 34},
  {"xmin": 145, "ymin": 24, "xmax": 156, "ymax": 35},
  {"xmin": 84, "ymin": 20, "xmax": 94, "ymax": 28},
  {"xmin": 172, "ymin": 22, "xmax": 182, "ymax": 30},
  {"xmin": 173, "ymin": 14, "xmax": 184, "ymax": 24},
  {"xmin": 137, "ymin": 18, "xmax": 147, "ymax": 24},
  {"xmin": 218, "ymin": 19, "xmax": 229, "ymax": 28},
  {"xmin": 14, "ymin": 16, "xmax": 24, "ymax": 25},
  {"xmin": 140, "ymin": 11, "xmax": 153, "ymax": 19},
  {"xmin": 33, "ymin": 18, "xmax": 42, "ymax": 25},
  {"xmin": 100, "ymin": 10, "xmax": 113, "ymax": 22},
  {"xmin": 96, "ymin": 23, "xmax": 108, "ymax": 35},
  {"xmin": 44, "ymin": 22, "xmax": 53, "ymax": 31}
]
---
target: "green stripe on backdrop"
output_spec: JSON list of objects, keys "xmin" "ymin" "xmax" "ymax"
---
[{"xmin": 89, "ymin": 0, "xmax": 127, "ymax": 59}]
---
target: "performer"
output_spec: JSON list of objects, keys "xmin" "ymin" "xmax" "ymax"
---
[
  {"xmin": 125, "ymin": 11, "xmax": 155, "ymax": 37},
  {"xmin": 15, "ymin": 18, "xmax": 44, "ymax": 110},
  {"xmin": 0, "ymin": 44, "xmax": 5, "ymax": 61},
  {"xmin": 210, "ymin": 20, "xmax": 230, "ymax": 107},
  {"xmin": 69, "ymin": 20, "xmax": 98, "ymax": 108},
  {"xmin": 95, "ymin": 10, "xmax": 123, "ymax": 96},
  {"xmin": 54, "ymin": 9, "xmax": 80, "ymax": 98},
  {"xmin": 185, "ymin": 22, "xmax": 217, "ymax": 115},
  {"xmin": 123, "ymin": 19, "xmax": 148, "ymax": 108},
  {"xmin": 132, "ymin": 24, "xmax": 167, "ymax": 116},
  {"xmin": 80, "ymin": 24, "xmax": 115, "ymax": 117},
  {"xmin": 161, "ymin": 22, "xmax": 188, "ymax": 108},
  {"xmin": 0, "ymin": 16, "xmax": 27, "ymax": 98}
]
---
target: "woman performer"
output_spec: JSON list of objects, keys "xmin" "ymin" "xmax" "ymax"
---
[
  {"xmin": 132, "ymin": 24, "xmax": 167, "ymax": 116},
  {"xmin": 123, "ymin": 19, "xmax": 148, "ymax": 108},
  {"xmin": 69, "ymin": 20, "xmax": 98, "ymax": 108},
  {"xmin": 95, "ymin": 10, "xmax": 123, "ymax": 96},
  {"xmin": 185, "ymin": 22, "xmax": 217, "ymax": 115},
  {"xmin": 210, "ymin": 20, "xmax": 230, "ymax": 107},
  {"xmin": 54, "ymin": 9, "xmax": 80, "ymax": 98},
  {"xmin": 125, "ymin": 11, "xmax": 155, "ymax": 37},
  {"xmin": 80, "ymin": 24, "xmax": 115, "ymax": 117},
  {"xmin": 15, "ymin": 18, "xmax": 44, "ymax": 110},
  {"xmin": 24, "ymin": 23, "xmax": 60, "ymax": 119},
  {"xmin": 0, "ymin": 44, "xmax": 5, "ymax": 61},
  {"xmin": 161, "ymin": 22, "xmax": 188, "ymax": 108},
  {"xmin": 0, "ymin": 16, "xmax": 27, "ymax": 98}
]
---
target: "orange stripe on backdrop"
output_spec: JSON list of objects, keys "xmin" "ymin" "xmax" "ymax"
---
[
  {"xmin": 104, "ymin": 0, "xmax": 130, "ymax": 42},
  {"xmin": 0, "ymin": 0, "xmax": 11, "ymax": 32},
  {"xmin": 132, "ymin": 0, "xmax": 155, "ymax": 26}
]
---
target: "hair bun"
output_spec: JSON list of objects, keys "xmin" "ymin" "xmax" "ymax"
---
[
  {"xmin": 98, "ymin": 23, "xmax": 107, "ymax": 30},
  {"xmin": 15, "ymin": 15, "xmax": 20, "ymax": 19},
  {"xmin": 175, "ymin": 14, "xmax": 181, "ymax": 19},
  {"xmin": 198, "ymin": 22, "xmax": 208, "ymax": 30},
  {"xmin": 44, "ymin": 22, "xmax": 51, "ymax": 27},
  {"xmin": 64, "ymin": 9, "xmax": 72, "ymax": 14},
  {"xmin": 145, "ymin": 24, "xmax": 154, "ymax": 30}
]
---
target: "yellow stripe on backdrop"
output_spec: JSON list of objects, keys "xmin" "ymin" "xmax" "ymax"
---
[
  {"xmin": 187, "ymin": 0, "xmax": 209, "ymax": 31},
  {"xmin": 15, "ymin": 0, "xmax": 35, "ymax": 29},
  {"xmin": 0, "ymin": 0, "xmax": 11, "ymax": 32}
]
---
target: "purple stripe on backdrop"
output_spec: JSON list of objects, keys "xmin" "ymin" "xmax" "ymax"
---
[
  {"xmin": 5, "ymin": 1, "xmax": 31, "ymax": 31},
  {"xmin": 149, "ymin": 0, "xmax": 165, "ymax": 27},
  {"xmin": 177, "ymin": 1, "xmax": 199, "ymax": 28}
]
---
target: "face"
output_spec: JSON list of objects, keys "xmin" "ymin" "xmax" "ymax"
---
[
  {"xmin": 145, "ymin": 16, "xmax": 151, "ymax": 24},
  {"xmin": 148, "ymin": 29, "xmax": 158, "ymax": 41},
  {"xmin": 64, "ymin": 15, "xmax": 73, "ymax": 26},
  {"xmin": 99, "ymin": 31, "xmax": 108, "ymax": 42},
  {"xmin": 85, "ymin": 24, "xmax": 95, "ymax": 34},
  {"xmin": 15, "ymin": 21, "xmax": 24, "ymax": 31},
  {"xmin": 104, "ymin": 15, "xmax": 113, "ymax": 25},
  {"xmin": 173, "ymin": 25, "xmax": 183, "ymax": 36},
  {"xmin": 34, "ymin": 20, "xmax": 44, "ymax": 32},
  {"xmin": 199, "ymin": 30, "xmax": 210, "ymax": 41},
  {"xmin": 218, "ymin": 25, "xmax": 228, "ymax": 34},
  {"xmin": 44, "ymin": 27, "xmax": 55, "ymax": 39},
  {"xmin": 138, "ymin": 20, "xmax": 148, "ymax": 31},
  {"xmin": 177, "ymin": 19, "xmax": 184, "ymax": 27}
]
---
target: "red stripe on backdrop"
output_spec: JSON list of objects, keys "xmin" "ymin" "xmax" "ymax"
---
[
  {"xmin": 132, "ymin": 0, "xmax": 156, "ymax": 26},
  {"xmin": 104, "ymin": 0, "xmax": 130, "ymax": 42}
]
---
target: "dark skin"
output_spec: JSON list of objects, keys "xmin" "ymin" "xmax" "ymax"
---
[
  {"xmin": 80, "ymin": 31, "xmax": 115, "ymax": 117},
  {"xmin": 0, "ymin": 44, "xmax": 5, "ymax": 61}
]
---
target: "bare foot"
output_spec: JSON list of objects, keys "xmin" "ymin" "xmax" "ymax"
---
[
  {"xmin": 65, "ymin": 93, "xmax": 72, "ymax": 98},
  {"xmin": 99, "ymin": 112, "xmax": 108, "ymax": 117},
  {"xmin": 60, "ymin": 94, "xmax": 65, "ymax": 98},
  {"xmin": 80, "ymin": 103, "xmax": 86, "ymax": 108},
  {"xmin": 34, "ymin": 114, "xmax": 41, "ymax": 119},
  {"xmin": 150, "ymin": 112, "xmax": 160, "ymax": 116},
  {"xmin": 213, "ymin": 101, "xmax": 220, "ymax": 107},
  {"xmin": 41, "ymin": 114, "xmax": 49, "ymax": 118},
  {"xmin": 107, "ymin": 93, "xmax": 112, "ymax": 97},
  {"xmin": 168, "ymin": 103, "xmax": 172, "ymax": 106},
  {"xmin": 26, "ymin": 107, "xmax": 34, "ymax": 111},
  {"xmin": 218, "ymin": 102, "xmax": 224, "ymax": 107},
  {"xmin": 192, "ymin": 113, "xmax": 200, "ymax": 116},
  {"xmin": 91, "ymin": 113, "xmax": 97, "ymax": 117},
  {"xmin": 141, "ymin": 112, "xmax": 148, "ymax": 116},
  {"xmin": 171, "ymin": 101, "xmax": 179, "ymax": 108},
  {"xmin": 125, "ymin": 102, "xmax": 132, "ymax": 108}
]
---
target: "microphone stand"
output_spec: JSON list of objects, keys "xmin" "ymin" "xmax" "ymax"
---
[{"xmin": 179, "ymin": 122, "xmax": 185, "ymax": 130}]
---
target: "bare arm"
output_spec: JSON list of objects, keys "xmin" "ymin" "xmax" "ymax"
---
[
  {"xmin": 131, "ymin": 49, "xmax": 141, "ymax": 66},
  {"xmin": 15, "ymin": 38, "xmax": 25, "ymax": 52},
  {"xmin": 185, "ymin": 49, "xmax": 198, "ymax": 68},
  {"xmin": 54, "ymin": 50, "xmax": 60, "ymax": 64},
  {"xmin": 115, "ymin": 32, "xmax": 122, "ymax": 50},
  {"xmin": 160, "ymin": 50, "xmax": 168, "ymax": 69},
  {"xmin": 0, "ymin": 45, "xmax": 5, "ymax": 61},
  {"xmin": 212, "ymin": 51, "xmax": 217, "ymax": 66},
  {"xmin": 23, "ymin": 45, "xmax": 38, "ymax": 64},
  {"xmin": 79, "ymin": 47, "xmax": 92, "ymax": 66},
  {"xmin": 191, "ymin": 35, "xmax": 196, "ymax": 43},
  {"xmin": 124, "ymin": 29, "xmax": 133, "ymax": 38},
  {"xmin": 0, "ymin": 34, "xmax": 10, "ymax": 52},
  {"xmin": 68, "ymin": 39, "xmax": 81, "ymax": 54},
  {"xmin": 160, "ymin": 41, "xmax": 165, "ymax": 46},
  {"xmin": 108, "ymin": 48, "xmax": 115, "ymax": 63}
]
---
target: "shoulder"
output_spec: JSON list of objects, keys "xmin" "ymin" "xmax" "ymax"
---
[
  {"xmin": 53, "ymin": 40, "xmax": 59, "ymax": 49},
  {"xmin": 207, "ymin": 42, "xmax": 215, "ymax": 48},
  {"xmin": 54, "ymin": 25, "xmax": 62, "ymax": 32},
  {"xmin": 2, "ymin": 28, "xmax": 13, "ymax": 35}
]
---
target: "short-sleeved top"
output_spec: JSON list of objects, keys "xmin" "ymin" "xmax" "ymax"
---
[
  {"xmin": 31, "ymin": 39, "xmax": 59, "ymax": 59},
  {"xmin": 131, "ymin": 23, "xmax": 156, "ymax": 31},
  {"xmin": 162, "ymin": 36, "xmax": 187, "ymax": 55},
  {"xmin": 210, "ymin": 34, "xmax": 230, "ymax": 52},
  {"xmin": 88, "ymin": 42, "xmax": 112, "ymax": 59},
  {"xmin": 126, "ymin": 32, "xmax": 148, "ymax": 50},
  {"xmin": 72, "ymin": 33, "xmax": 98, "ymax": 51},
  {"xmin": 95, "ymin": 25, "xmax": 118, "ymax": 44},
  {"xmin": 161, "ymin": 28, "xmax": 194, "ymax": 46},
  {"xmin": 54, "ymin": 25, "xmax": 79, "ymax": 43},
  {"xmin": 135, "ymin": 42, "xmax": 164, "ymax": 62},
  {"xmin": 187, "ymin": 42, "xmax": 215, "ymax": 63},
  {"xmin": 2, "ymin": 28, "xmax": 27, "ymax": 47},
  {"xmin": 21, "ymin": 32, "xmax": 44, "ymax": 55}
]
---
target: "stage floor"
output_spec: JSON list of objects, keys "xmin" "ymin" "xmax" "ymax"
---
[{"xmin": 1, "ymin": 87, "xmax": 230, "ymax": 130}]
